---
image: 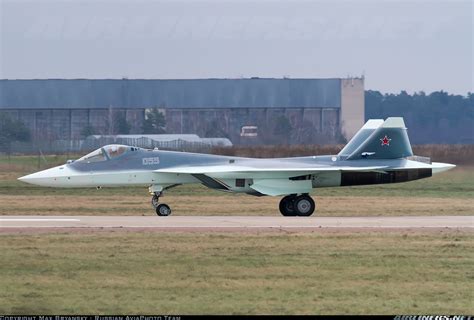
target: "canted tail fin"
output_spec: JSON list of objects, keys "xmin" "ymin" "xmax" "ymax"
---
[
  {"xmin": 339, "ymin": 117, "xmax": 414, "ymax": 160},
  {"xmin": 338, "ymin": 119, "xmax": 384, "ymax": 158}
]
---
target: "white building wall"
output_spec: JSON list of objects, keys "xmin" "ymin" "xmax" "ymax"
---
[{"xmin": 340, "ymin": 77, "xmax": 365, "ymax": 141}]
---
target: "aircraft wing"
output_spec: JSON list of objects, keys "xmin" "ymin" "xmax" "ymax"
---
[
  {"xmin": 154, "ymin": 165, "xmax": 388, "ymax": 175},
  {"xmin": 153, "ymin": 165, "xmax": 388, "ymax": 196}
]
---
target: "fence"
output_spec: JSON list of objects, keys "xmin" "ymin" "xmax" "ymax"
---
[{"xmin": 5, "ymin": 138, "xmax": 218, "ymax": 155}]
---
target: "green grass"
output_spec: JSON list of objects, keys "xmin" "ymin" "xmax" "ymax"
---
[
  {"xmin": 0, "ymin": 231, "xmax": 472, "ymax": 314},
  {"xmin": 0, "ymin": 154, "xmax": 74, "ymax": 170}
]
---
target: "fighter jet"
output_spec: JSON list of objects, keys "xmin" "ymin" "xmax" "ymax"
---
[{"xmin": 18, "ymin": 117, "xmax": 455, "ymax": 216}]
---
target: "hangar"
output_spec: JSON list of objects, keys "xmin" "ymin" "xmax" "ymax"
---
[{"xmin": 0, "ymin": 77, "xmax": 364, "ymax": 145}]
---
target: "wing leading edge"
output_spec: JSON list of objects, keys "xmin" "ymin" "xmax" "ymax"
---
[{"xmin": 154, "ymin": 165, "xmax": 388, "ymax": 175}]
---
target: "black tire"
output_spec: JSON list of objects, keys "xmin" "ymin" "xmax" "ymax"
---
[
  {"xmin": 294, "ymin": 195, "xmax": 315, "ymax": 216},
  {"xmin": 279, "ymin": 195, "xmax": 297, "ymax": 216},
  {"xmin": 156, "ymin": 203, "xmax": 172, "ymax": 216}
]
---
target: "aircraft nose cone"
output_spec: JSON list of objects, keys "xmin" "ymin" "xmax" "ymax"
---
[
  {"xmin": 18, "ymin": 174, "xmax": 31, "ymax": 182},
  {"xmin": 18, "ymin": 171, "xmax": 47, "ymax": 185},
  {"xmin": 17, "ymin": 166, "xmax": 67, "ymax": 187}
]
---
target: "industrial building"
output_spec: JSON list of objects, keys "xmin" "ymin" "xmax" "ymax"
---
[{"xmin": 0, "ymin": 78, "xmax": 364, "ymax": 145}]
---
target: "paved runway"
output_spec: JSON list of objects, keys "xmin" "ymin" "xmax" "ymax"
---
[{"xmin": 0, "ymin": 215, "xmax": 472, "ymax": 230}]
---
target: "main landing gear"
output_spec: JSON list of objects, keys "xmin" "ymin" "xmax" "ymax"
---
[
  {"xmin": 279, "ymin": 194, "xmax": 315, "ymax": 217},
  {"xmin": 151, "ymin": 192, "xmax": 172, "ymax": 216}
]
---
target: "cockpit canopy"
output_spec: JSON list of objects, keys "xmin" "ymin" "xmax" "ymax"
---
[{"xmin": 77, "ymin": 145, "xmax": 133, "ymax": 163}]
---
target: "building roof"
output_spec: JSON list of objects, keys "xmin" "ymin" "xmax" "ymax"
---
[
  {"xmin": 0, "ymin": 78, "xmax": 342, "ymax": 109},
  {"xmin": 90, "ymin": 134, "xmax": 202, "ymax": 143},
  {"xmin": 86, "ymin": 134, "xmax": 233, "ymax": 148}
]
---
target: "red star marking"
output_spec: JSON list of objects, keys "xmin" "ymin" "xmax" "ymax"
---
[{"xmin": 380, "ymin": 135, "xmax": 391, "ymax": 146}]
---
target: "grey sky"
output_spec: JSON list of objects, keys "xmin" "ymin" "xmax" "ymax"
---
[{"xmin": 1, "ymin": 0, "xmax": 472, "ymax": 94}]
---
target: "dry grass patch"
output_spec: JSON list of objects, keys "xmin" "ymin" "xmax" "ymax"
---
[
  {"xmin": 0, "ymin": 230, "xmax": 472, "ymax": 314},
  {"xmin": 0, "ymin": 194, "xmax": 472, "ymax": 216}
]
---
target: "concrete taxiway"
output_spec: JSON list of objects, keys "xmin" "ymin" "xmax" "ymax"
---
[{"xmin": 0, "ymin": 215, "xmax": 472, "ymax": 230}]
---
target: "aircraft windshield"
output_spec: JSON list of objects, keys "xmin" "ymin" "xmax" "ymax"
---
[
  {"xmin": 77, "ymin": 148, "xmax": 107, "ymax": 163},
  {"xmin": 77, "ymin": 145, "xmax": 129, "ymax": 163}
]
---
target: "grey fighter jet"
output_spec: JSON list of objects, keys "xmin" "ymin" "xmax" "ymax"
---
[{"xmin": 19, "ymin": 117, "xmax": 455, "ymax": 216}]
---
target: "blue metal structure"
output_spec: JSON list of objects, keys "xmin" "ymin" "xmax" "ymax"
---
[{"xmin": 0, "ymin": 78, "xmax": 341, "ymax": 109}]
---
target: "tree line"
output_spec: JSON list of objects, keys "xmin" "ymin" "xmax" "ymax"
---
[{"xmin": 365, "ymin": 90, "xmax": 473, "ymax": 144}]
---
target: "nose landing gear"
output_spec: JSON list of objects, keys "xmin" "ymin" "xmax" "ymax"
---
[
  {"xmin": 156, "ymin": 203, "xmax": 171, "ymax": 216},
  {"xmin": 150, "ymin": 190, "xmax": 172, "ymax": 216},
  {"xmin": 279, "ymin": 194, "xmax": 315, "ymax": 217}
]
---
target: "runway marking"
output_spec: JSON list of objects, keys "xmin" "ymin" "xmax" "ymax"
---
[
  {"xmin": 0, "ymin": 216, "xmax": 472, "ymax": 230},
  {"xmin": 0, "ymin": 218, "xmax": 80, "ymax": 222},
  {"xmin": 1, "ymin": 225, "xmax": 471, "ymax": 229}
]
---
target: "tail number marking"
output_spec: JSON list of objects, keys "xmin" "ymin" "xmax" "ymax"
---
[{"xmin": 143, "ymin": 157, "xmax": 160, "ymax": 165}]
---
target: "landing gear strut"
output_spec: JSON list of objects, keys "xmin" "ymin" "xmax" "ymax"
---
[
  {"xmin": 151, "ymin": 191, "xmax": 172, "ymax": 216},
  {"xmin": 279, "ymin": 194, "xmax": 315, "ymax": 217}
]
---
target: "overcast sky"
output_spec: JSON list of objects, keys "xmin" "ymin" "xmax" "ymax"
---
[{"xmin": 0, "ymin": 0, "xmax": 472, "ymax": 94}]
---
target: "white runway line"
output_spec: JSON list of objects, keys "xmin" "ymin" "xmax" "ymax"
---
[{"xmin": 0, "ymin": 218, "xmax": 80, "ymax": 222}]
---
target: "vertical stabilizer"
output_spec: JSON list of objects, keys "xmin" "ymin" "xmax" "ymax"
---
[
  {"xmin": 338, "ymin": 119, "xmax": 384, "ymax": 158},
  {"xmin": 346, "ymin": 117, "xmax": 413, "ymax": 160}
]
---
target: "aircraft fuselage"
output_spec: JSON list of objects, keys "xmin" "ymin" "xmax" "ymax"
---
[{"xmin": 19, "ymin": 147, "xmax": 451, "ymax": 192}]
